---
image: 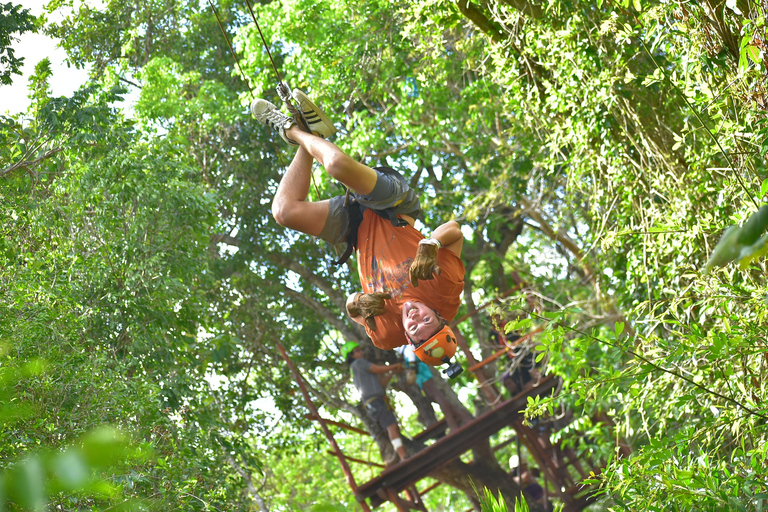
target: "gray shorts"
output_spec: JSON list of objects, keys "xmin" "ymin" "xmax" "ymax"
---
[
  {"xmin": 318, "ymin": 168, "xmax": 421, "ymax": 245},
  {"xmin": 364, "ymin": 397, "xmax": 397, "ymax": 429}
]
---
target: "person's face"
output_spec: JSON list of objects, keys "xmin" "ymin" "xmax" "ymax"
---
[
  {"xmin": 352, "ymin": 346, "xmax": 364, "ymax": 359},
  {"xmin": 402, "ymin": 301, "xmax": 441, "ymax": 342}
]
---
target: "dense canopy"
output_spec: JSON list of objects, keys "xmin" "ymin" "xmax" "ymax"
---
[{"xmin": 1, "ymin": 0, "xmax": 767, "ymax": 510}]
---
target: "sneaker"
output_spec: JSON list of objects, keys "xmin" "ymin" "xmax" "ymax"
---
[
  {"xmin": 291, "ymin": 89, "xmax": 337, "ymax": 138},
  {"xmin": 250, "ymin": 98, "xmax": 298, "ymax": 146}
]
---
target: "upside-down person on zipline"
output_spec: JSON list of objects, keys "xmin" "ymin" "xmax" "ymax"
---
[{"xmin": 251, "ymin": 92, "xmax": 465, "ymax": 377}]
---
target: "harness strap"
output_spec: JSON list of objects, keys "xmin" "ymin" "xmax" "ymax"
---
[
  {"xmin": 333, "ymin": 198, "xmax": 365, "ymax": 265},
  {"xmin": 333, "ymin": 166, "xmax": 421, "ymax": 266}
]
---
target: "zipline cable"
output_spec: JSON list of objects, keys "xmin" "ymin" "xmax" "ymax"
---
[
  {"xmin": 243, "ymin": 0, "xmax": 284, "ymax": 86},
  {"xmin": 206, "ymin": 0, "xmax": 332, "ymax": 244},
  {"xmin": 206, "ymin": 0, "xmax": 254, "ymax": 99},
  {"xmin": 208, "ymin": 0, "xmax": 310, "ymax": 132},
  {"xmin": 241, "ymin": 0, "xmax": 311, "ymax": 132}
]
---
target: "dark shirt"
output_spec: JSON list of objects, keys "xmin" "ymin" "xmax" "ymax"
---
[{"xmin": 351, "ymin": 358, "xmax": 384, "ymax": 402}]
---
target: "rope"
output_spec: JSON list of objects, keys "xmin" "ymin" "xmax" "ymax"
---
[
  {"xmin": 243, "ymin": 0, "xmax": 283, "ymax": 85},
  {"xmin": 207, "ymin": 2, "xmax": 320, "ymax": 171},
  {"xmin": 242, "ymin": 0, "xmax": 311, "ymax": 133},
  {"xmin": 206, "ymin": 0, "xmax": 289, "ymax": 178},
  {"xmin": 206, "ymin": 0, "xmax": 338, "ymax": 258},
  {"xmin": 206, "ymin": 0, "xmax": 253, "ymax": 99}
]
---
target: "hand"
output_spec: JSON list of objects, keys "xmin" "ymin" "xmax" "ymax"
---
[
  {"xmin": 348, "ymin": 292, "xmax": 392, "ymax": 332},
  {"xmin": 409, "ymin": 239, "xmax": 442, "ymax": 287}
]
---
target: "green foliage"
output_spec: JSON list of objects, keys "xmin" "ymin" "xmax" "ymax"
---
[
  {"xmin": 0, "ymin": 347, "xmax": 147, "ymax": 511},
  {"xmin": 476, "ymin": 486, "xmax": 541, "ymax": 512},
  {"xmin": 0, "ymin": 427, "xmax": 147, "ymax": 512},
  {"xmin": 0, "ymin": 2, "xmax": 36, "ymax": 86},
  {"xmin": 1, "ymin": 62, "xmax": 255, "ymax": 509},
  {"xmin": 706, "ymin": 205, "xmax": 768, "ymax": 272},
  {"xmin": 478, "ymin": 486, "xmax": 511, "ymax": 512},
  {"xmin": 4, "ymin": 0, "xmax": 768, "ymax": 510}
]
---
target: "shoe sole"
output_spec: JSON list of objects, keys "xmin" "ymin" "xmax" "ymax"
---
[
  {"xmin": 250, "ymin": 98, "xmax": 298, "ymax": 146},
  {"xmin": 250, "ymin": 98, "xmax": 273, "ymax": 118},
  {"xmin": 292, "ymin": 90, "xmax": 337, "ymax": 138}
]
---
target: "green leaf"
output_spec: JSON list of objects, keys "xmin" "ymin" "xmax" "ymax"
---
[
  {"xmin": 736, "ymin": 205, "xmax": 768, "ymax": 245},
  {"xmin": 738, "ymin": 234, "xmax": 768, "ymax": 269},
  {"xmin": 10, "ymin": 457, "xmax": 46, "ymax": 512},
  {"xmin": 52, "ymin": 450, "xmax": 90, "ymax": 490},
  {"xmin": 739, "ymin": 46, "xmax": 749, "ymax": 71},
  {"xmin": 705, "ymin": 225, "xmax": 741, "ymax": 273}
]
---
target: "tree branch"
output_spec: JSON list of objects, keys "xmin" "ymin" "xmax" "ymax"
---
[
  {"xmin": 455, "ymin": 0, "xmax": 504, "ymax": 43},
  {"xmin": 266, "ymin": 250, "xmax": 348, "ymax": 313},
  {"xmin": 497, "ymin": 0, "xmax": 544, "ymax": 19},
  {"xmin": 222, "ymin": 451, "xmax": 270, "ymax": 512},
  {"xmin": 282, "ymin": 285, "xmax": 366, "ymax": 342},
  {"xmin": 0, "ymin": 147, "xmax": 64, "ymax": 178}
]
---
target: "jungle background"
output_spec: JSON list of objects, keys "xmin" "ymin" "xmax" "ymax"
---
[{"xmin": 1, "ymin": 0, "xmax": 767, "ymax": 510}]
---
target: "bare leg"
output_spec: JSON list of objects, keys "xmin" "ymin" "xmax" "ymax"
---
[
  {"xmin": 286, "ymin": 126, "xmax": 378, "ymax": 195},
  {"xmin": 431, "ymin": 220, "xmax": 464, "ymax": 258},
  {"xmin": 271, "ymin": 128, "xmax": 379, "ymax": 237},
  {"xmin": 271, "ymin": 146, "xmax": 332, "ymax": 236},
  {"xmin": 386, "ymin": 423, "xmax": 407, "ymax": 460}
]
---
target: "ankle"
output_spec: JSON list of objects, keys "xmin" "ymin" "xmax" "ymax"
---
[{"xmin": 285, "ymin": 125, "xmax": 302, "ymax": 138}]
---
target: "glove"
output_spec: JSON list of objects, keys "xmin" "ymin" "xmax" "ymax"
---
[
  {"xmin": 409, "ymin": 238, "xmax": 442, "ymax": 287},
  {"xmin": 348, "ymin": 292, "xmax": 392, "ymax": 332}
]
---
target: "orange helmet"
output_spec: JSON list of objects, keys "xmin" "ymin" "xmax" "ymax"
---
[{"xmin": 409, "ymin": 324, "xmax": 458, "ymax": 366}]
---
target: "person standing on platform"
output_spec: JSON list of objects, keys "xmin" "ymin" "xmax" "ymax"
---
[{"xmin": 344, "ymin": 341, "xmax": 407, "ymax": 462}]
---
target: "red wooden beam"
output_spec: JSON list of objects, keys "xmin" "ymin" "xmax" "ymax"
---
[
  {"xmin": 277, "ymin": 344, "xmax": 372, "ymax": 512},
  {"xmin": 327, "ymin": 450, "xmax": 384, "ymax": 469},
  {"xmin": 357, "ymin": 375, "xmax": 558, "ymax": 504},
  {"xmin": 305, "ymin": 413, "xmax": 369, "ymax": 436}
]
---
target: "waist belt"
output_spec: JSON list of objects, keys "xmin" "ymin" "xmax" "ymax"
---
[
  {"xmin": 333, "ymin": 166, "xmax": 421, "ymax": 266},
  {"xmin": 362, "ymin": 396, "xmax": 384, "ymax": 408}
]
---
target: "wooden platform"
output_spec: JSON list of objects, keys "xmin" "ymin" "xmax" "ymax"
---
[{"xmin": 355, "ymin": 375, "xmax": 558, "ymax": 508}]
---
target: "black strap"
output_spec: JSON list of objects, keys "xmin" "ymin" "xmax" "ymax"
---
[
  {"xmin": 333, "ymin": 166, "xmax": 419, "ymax": 266},
  {"xmin": 372, "ymin": 207, "xmax": 409, "ymax": 227},
  {"xmin": 333, "ymin": 199, "xmax": 365, "ymax": 265}
]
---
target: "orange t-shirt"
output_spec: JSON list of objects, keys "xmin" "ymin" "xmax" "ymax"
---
[{"xmin": 356, "ymin": 209, "xmax": 465, "ymax": 350}]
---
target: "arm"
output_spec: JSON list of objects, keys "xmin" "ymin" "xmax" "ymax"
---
[
  {"xmin": 409, "ymin": 220, "xmax": 464, "ymax": 287},
  {"xmin": 431, "ymin": 220, "xmax": 463, "ymax": 258},
  {"xmin": 368, "ymin": 362, "xmax": 403, "ymax": 374}
]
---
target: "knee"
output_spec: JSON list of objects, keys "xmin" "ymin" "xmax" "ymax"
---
[
  {"xmin": 271, "ymin": 199, "xmax": 293, "ymax": 228},
  {"xmin": 322, "ymin": 149, "xmax": 350, "ymax": 180}
]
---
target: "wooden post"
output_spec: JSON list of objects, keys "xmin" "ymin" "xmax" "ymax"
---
[{"xmin": 276, "ymin": 343, "xmax": 372, "ymax": 512}]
